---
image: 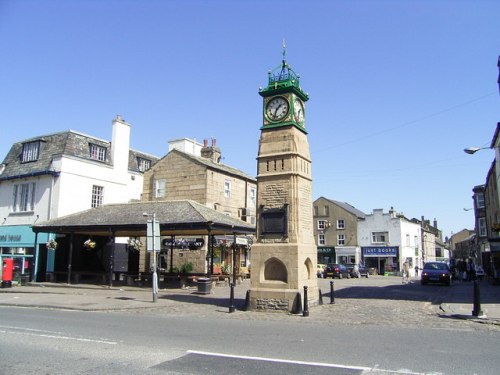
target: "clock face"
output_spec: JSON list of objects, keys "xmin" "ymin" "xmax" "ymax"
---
[
  {"xmin": 266, "ymin": 96, "xmax": 289, "ymax": 121},
  {"xmin": 294, "ymin": 98, "xmax": 304, "ymax": 123}
]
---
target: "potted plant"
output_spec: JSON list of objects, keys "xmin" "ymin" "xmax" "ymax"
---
[
  {"xmin": 46, "ymin": 239, "xmax": 57, "ymax": 251},
  {"xmin": 83, "ymin": 238, "xmax": 96, "ymax": 250},
  {"xmin": 178, "ymin": 262, "xmax": 194, "ymax": 289}
]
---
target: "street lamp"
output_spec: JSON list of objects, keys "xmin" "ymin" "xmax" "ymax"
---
[
  {"xmin": 143, "ymin": 212, "xmax": 159, "ymax": 303},
  {"xmin": 463, "ymin": 146, "xmax": 490, "ymax": 154}
]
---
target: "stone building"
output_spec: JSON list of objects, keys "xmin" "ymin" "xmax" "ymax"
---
[
  {"xmin": 140, "ymin": 138, "xmax": 256, "ymax": 274},
  {"xmin": 313, "ymin": 197, "xmax": 365, "ymax": 265}
]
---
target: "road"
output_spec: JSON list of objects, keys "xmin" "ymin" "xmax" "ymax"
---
[{"xmin": 1, "ymin": 277, "xmax": 499, "ymax": 374}]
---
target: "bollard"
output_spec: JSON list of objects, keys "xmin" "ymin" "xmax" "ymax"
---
[
  {"xmin": 244, "ymin": 289, "xmax": 250, "ymax": 311},
  {"xmin": 229, "ymin": 283, "xmax": 235, "ymax": 313},
  {"xmin": 318, "ymin": 288, "xmax": 323, "ymax": 305},
  {"xmin": 472, "ymin": 280, "xmax": 484, "ymax": 317},
  {"xmin": 303, "ymin": 286, "xmax": 309, "ymax": 317},
  {"xmin": 330, "ymin": 280, "xmax": 335, "ymax": 304}
]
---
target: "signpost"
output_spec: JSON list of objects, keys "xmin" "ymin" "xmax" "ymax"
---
[{"xmin": 146, "ymin": 214, "xmax": 160, "ymax": 303}]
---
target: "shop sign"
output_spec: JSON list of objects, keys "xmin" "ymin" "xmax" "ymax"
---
[
  {"xmin": 317, "ymin": 247, "xmax": 335, "ymax": 254},
  {"xmin": 162, "ymin": 238, "xmax": 204, "ymax": 250},
  {"xmin": 0, "ymin": 234, "xmax": 22, "ymax": 243},
  {"xmin": 362, "ymin": 246, "xmax": 399, "ymax": 257}
]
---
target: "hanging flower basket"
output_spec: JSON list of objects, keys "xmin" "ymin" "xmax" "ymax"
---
[
  {"xmin": 83, "ymin": 239, "xmax": 96, "ymax": 249},
  {"xmin": 128, "ymin": 238, "xmax": 142, "ymax": 251},
  {"xmin": 46, "ymin": 239, "xmax": 58, "ymax": 251}
]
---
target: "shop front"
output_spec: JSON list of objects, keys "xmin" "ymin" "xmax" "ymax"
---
[
  {"xmin": 317, "ymin": 246, "xmax": 335, "ymax": 265},
  {"xmin": 361, "ymin": 246, "xmax": 400, "ymax": 275},
  {"xmin": 335, "ymin": 246, "xmax": 361, "ymax": 265},
  {"xmin": 0, "ymin": 225, "xmax": 51, "ymax": 283}
]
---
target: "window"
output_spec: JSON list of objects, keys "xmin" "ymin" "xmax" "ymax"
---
[
  {"xmin": 224, "ymin": 180, "xmax": 231, "ymax": 198},
  {"xmin": 476, "ymin": 193, "xmax": 485, "ymax": 209},
  {"xmin": 313, "ymin": 206, "xmax": 318, "ymax": 216},
  {"xmin": 91, "ymin": 185, "xmax": 104, "ymax": 208},
  {"xmin": 478, "ymin": 217, "xmax": 487, "ymax": 237},
  {"xmin": 337, "ymin": 219, "xmax": 345, "ymax": 229},
  {"xmin": 406, "ymin": 234, "xmax": 410, "ymax": 246},
  {"xmin": 337, "ymin": 234, "xmax": 345, "ymax": 246},
  {"xmin": 137, "ymin": 157, "xmax": 151, "ymax": 172},
  {"xmin": 372, "ymin": 231, "xmax": 388, "ymax": 244},
  {"xmin": 318, "ymin": 220, "xmax": 326, "ymax": 230},
  {"xmin": 12, "ymin": 183, "xmax": 36, "ymax": 212},
  {"xmin": 155, "ymin": 179, "xmax": 166, "ymax": 198},
  {"xmin": 324, "ymin": 205, "xmax": 329, "ymax": 216},
  {"xmin": 318, "ymin": 234, "xmax": 325, "ymax": 245},
  {"xmin": 89, "ymin": 144, "xmax": 106, "ymax": 161},
  {"xmin": 22, "ymin": 141, "xmax": 40, "ymax": 162},
  {"xmin": 250, "ymin": 188, "xmax": 256, "ymax": 206}
]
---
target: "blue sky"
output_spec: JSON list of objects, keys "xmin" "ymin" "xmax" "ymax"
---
[{"xmin": 1, "ymin": 0, "xmax": 499, "ymax": 239}]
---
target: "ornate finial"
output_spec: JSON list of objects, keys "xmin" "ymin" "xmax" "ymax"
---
[{"xmin": 282, "ymin": 39, "xmax": 287, "ymax": 67}]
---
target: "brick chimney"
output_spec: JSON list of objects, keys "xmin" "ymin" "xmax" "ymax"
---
[{"xmin": 201, "ymin": 138, "xmax": 221, "ymax": 163}]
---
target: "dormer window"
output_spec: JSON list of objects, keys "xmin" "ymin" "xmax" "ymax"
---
[
  {"xmin": 89, "ymin": 143, "xmax": 106, "ymax": 161},
  {"xmin": 21, "ymin": 141, "xmax": 40, "ymax": 162},
  {"xmin": 137, "ymin": 157, "xmax": 151, "ymax": 172}
]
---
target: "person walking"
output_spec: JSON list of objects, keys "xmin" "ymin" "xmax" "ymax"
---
[
  {"xmin": 402, "ymin": 259, "xmax": 410, "ymax": 284},
  {"xmin": 415, "ymin": 265, "xmax": 419, "ymax": 277}
]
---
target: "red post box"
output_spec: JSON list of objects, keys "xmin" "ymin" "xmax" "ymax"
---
[{"xmin": 1, "ymin": 258, "xmax": 14, "ymax": 288}]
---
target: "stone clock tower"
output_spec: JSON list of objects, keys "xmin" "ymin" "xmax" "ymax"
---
[{"xmin": 249, "ymin": 49, "xmax": 319, "ymax": 312}]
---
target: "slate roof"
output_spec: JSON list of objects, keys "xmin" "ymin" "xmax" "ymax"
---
[
  {"xmin": 318, "ymin": 196, "xmax": 366, "ymax": 219},
  {"xmin": 168, "ymin": 149, "xmax": 256, "ymax": 181},
  {"xmin": 0, "ymin": 130, "xmax": 159, "ymax": 181},
  {"xmin": 32, "ymin": 200, "xmax": 256, "ymax": 237}
]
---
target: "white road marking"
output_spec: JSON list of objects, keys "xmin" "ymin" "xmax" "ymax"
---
[
  {"xmin": 187, "ymin": 350, "xmax": 428, "ymax": 374},
  {"xmin": 187, "ymin": 350, "xmax": 371, "ymax": 370},
  {"xmin": 0, "ymin": 324, "xmax": 117, "ymax": 345}
]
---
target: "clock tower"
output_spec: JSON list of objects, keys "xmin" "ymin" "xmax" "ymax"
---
[{"xmin": 249, "ymin": 47, "xmax": 319, "ymax": 312}]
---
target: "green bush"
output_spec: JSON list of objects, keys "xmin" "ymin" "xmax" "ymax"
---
[{"xmin": 179, "ymin": 262, "xmax": 193, "ymax": 274}]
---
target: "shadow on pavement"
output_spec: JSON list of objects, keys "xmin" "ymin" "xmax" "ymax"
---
[{"xmin": 320, "ymin": 279, "xmax": 500, "ymax": 307}]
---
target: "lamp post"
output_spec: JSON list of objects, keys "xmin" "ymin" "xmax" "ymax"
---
[
  {"xmin": 463, "ymin": 146, "xmax": 490, "ymax": 155},
  {"xmin": 144, "ymin": 212, "xmax": 160, "ymax": 303}
]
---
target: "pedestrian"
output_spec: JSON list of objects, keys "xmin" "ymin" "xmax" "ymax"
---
[
  {"xmin": 402, "ymin": 259, "xmax": 410, "ymax": 284},
  {"xmin": 415, "ymin": 265, "xmax": 419, "ymax": 277}
]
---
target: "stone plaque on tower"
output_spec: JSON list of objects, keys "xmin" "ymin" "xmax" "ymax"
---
[{"xmin": 249, "ymin": 47, "xmax": 319, "ymax": 312}]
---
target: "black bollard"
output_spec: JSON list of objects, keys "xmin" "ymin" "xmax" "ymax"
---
[
  {"xmin": 330, "ymin": 280, "xmax": 335, "ymax": 304},
  {"xmin": 472, "ymin": 280, "xmax": 484, "ymax": 317},
  {"xmin": 303, "ymin": 286, "xmax": 309, "ymax": 317},
  {"xmin": 244, "ymin": 289, "xmax": 250, "ymax": 311},
  {"xmin": 229, "ymin": 283, "xmax": 235, "ymax": 313},
  {"xmin": 318, "ymin": 288, "xmax": 323, "ymax": 305}
]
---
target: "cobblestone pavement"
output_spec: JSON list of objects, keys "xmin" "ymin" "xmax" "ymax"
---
[{"xmin": 1, "ymin": 276, "xmax": 499, "ymax": 332}]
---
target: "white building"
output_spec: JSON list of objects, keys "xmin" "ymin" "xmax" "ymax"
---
[
  {"xmin": 358, "ymin": 208, "xmax": 422, "ymax": 277},
  {"xmin": 0, "ymin": 116, "xmax": 158, "ymax": 281}
]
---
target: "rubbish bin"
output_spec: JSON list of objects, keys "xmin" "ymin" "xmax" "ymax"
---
[
  {"xmin": 20, "ymin": 274, "xmax": 30, "ymax": 286},
  {"xmin": 197, "ymin": 277, "xmax": 211, "ymax": 294}
]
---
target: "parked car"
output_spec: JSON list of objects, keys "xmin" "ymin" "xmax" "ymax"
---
[
  {"xmin": 324, "ymin": 263, "xmax": 350, "ymax": 279},
  {"xmin": 346, "ymin": 263, "xmax": 369, "ymax": 278},
  {"xmin": 421, "ymin": 262, "xmax": 451, "ymax": 286},
  {"xmin": 317, "ymin": 264, "xmax": 326, "ymax": 278}
]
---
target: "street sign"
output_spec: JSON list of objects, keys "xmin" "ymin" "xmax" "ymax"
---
[{"xmin": 146, "ymin": 219, "xmax": 161, "ymax": 252}]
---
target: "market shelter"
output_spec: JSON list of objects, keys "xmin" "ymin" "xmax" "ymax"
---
[{"xmin": 31, "ymin": 200, "xmax": 255, "ymax": 284}]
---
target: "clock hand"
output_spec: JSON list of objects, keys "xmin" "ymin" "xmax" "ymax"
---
[{"xmin": 274, "ymin": 104, "xmax": 282, "ymax": 117}]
